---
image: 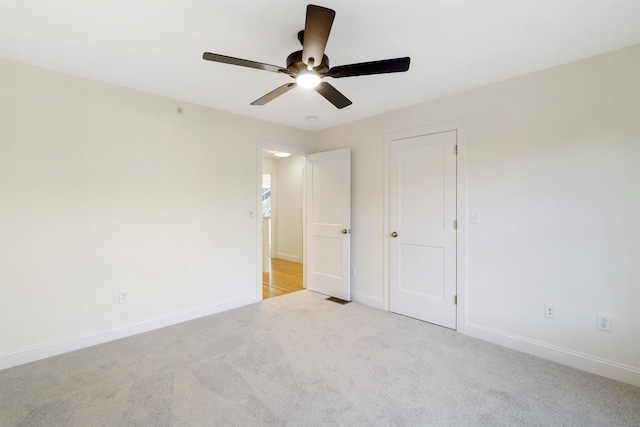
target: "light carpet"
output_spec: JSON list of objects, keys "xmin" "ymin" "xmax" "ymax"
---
[{"xmin": 1, "ymin": 290, "xmax": 639, "ymax": 426}]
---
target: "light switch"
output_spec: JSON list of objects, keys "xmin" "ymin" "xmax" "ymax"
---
[{"xmin": 470, "ymin": 211, "xmax": 480, "ymax": 224}]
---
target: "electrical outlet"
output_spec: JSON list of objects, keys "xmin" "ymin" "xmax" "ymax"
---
[
  {"xmin": 597, "ymin": 314, "xmax": 612, "ymax": 332},
  {"xmin": 119, "ymin": 290, "xmax": 129, "ymax": 304},
  {"xmin": 544, "ymin": 304, "xmax": 555, "ymax": 319}
]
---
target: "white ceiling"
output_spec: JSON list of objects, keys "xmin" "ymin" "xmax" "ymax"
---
[{"xmin": 2, "ymin": 1, "xmax": 639, "ymax": 132}]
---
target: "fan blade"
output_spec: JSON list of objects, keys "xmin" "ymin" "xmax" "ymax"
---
[
  {"xmin": 329, "ymin": 57, "xmax": 410, "ymax": 78},
  {"xmin": 301, "ymin": 5, "xmax": 335, "ymax": 68},
  {"xmin": 203, "ymin": 52, "xmax": 290, "ymax": 74},
  {"xmin": 314, "ymin": 82, "xmax": 352, "ymax": 109},
  {"xmin": 251, "ymin": 83, "xmax": 297, "ymax": 106}
]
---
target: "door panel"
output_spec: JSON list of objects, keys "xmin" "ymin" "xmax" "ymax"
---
[
  {"xmin": 311, "ymin": 235, "xmax": 343, "ymax": 278},
  {"xmin": 399, "ymin": 244, "xmax": 445, "ymax": 298},
  {"xmin": 400, "ymin": 143, "xmax": 445, "ymax": 230},
  {"xmin": 390, "ymin": 131, "xmax": 457, "ymax": 328},
  {"xmin": 310, "ymin": 157, "xmax": 344, "ymax": 225},
  {"xmin": 306, "ymin": 148, "xmax": 351, "ymax": 301}
]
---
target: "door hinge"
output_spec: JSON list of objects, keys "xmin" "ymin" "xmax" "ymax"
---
[
  {"xmin": 454, "ymin": 295, "xmax": 457, "ymax": 305},
  {"xmin": 454, "ymin": 219, "xmax": 457, "ymax": 230},
  {"xmin": 454, "ymin": 145, "xmax": 458, "ymax": 155}
]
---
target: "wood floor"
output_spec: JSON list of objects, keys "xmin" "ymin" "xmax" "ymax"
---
[{"xmin": 262, "ymin": 258, "xmax": 304, "ymax": 299}]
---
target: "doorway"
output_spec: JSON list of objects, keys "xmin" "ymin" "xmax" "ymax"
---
[
  {"xmin": 256, "ymin": 143, "xmax": 352, "ymax": 302},
  {"xmin": 260, "ymin": 147, "xmax": 305, "ymax": 299}
]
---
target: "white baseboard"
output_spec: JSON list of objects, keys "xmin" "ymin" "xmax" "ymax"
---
[
  {"xmin": 274, "ymin": 253, "xmax": 301, "ymax": 263},
  {"xmin": 465, "ymin": 322, "xmax": 640, "ymax": 387},
  {"xmin": 0, "ymin": 294, "xmax": 260, "ymax": 371},
  {"xmin": 351, "ymin": 291, "xmax": 385, "ymax": 310}
]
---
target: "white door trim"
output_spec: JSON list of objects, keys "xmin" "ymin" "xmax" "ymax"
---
[
  {"xmin": 383, "ymin": 120, "xmax": 467, "ymax": 332},
  {"xmin": 256, "ymin": 140, "xmax": 309, "ymax": 300}
]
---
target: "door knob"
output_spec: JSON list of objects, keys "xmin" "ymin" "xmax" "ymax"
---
[
  {"xmin": 391, "ymin": 231, "xmax": 398, "ymax": 238},
  {"xmin": 341, "ymin": 229, "xmax": 349, "ymax": 234}
]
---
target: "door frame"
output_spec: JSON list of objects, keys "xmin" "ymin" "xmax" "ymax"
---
[
  {"xmin": 383, "ymin": 120, "xmax": 467, "ymax": 332},
  {"xmin": 256, "ymin": 140, "xmax": 310, "ymax": 300}
]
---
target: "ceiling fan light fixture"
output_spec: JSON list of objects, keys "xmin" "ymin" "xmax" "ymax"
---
[{"xmin": 296, "ymin": 72, "xmax": 321, "ymax": 89}]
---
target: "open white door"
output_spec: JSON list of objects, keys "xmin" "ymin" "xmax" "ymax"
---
[
  {"xmin": 305, "ymin": 148, "xmax": 351, "ymax": 301},
  {"xmin": 389, "ymin": 131, "xmax": 457, "ymax": 328}
]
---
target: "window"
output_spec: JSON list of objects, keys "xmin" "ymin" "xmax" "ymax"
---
[{"xmin": 262, "ymin": 173, "xmax": 271, "ymax": 216}]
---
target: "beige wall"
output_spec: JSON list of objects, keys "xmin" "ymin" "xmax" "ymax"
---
[
  {"xmin": 313, "ymin": 45, "xmax": 640, "ymax": 384},
  {"xmin": 0, "ymin": 59, "xmax": 312, "ymax": 362},
  {"xmin": 274, "ymin": 155, "xmax": 304, "ymax": 263},
  {"xmin": 2, "ymin": 45, "xmax": 639, "ymax": 385}
]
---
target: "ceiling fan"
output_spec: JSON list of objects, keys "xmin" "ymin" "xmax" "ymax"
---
[{"xmin": 202, "ymin": 4, "xmax": 410, "ymax": 109}]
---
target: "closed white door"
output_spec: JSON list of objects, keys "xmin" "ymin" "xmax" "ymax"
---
[
  {"xmin": 389, "ymin": 131, "xmax": 457, "ymax": 328},
  {"xmin": 306, "ymin": 148, "xmax": 351, "ymax": 301}
]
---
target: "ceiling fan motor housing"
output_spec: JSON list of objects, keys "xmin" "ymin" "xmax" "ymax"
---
[{"xmin": 286, "ymin": 50, "xmax": 330, "ymax": 76}]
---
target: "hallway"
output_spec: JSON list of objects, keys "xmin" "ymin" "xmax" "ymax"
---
[{"xmin": 262, "ymin": 258, "xmax": 304, "ymax": 299}]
